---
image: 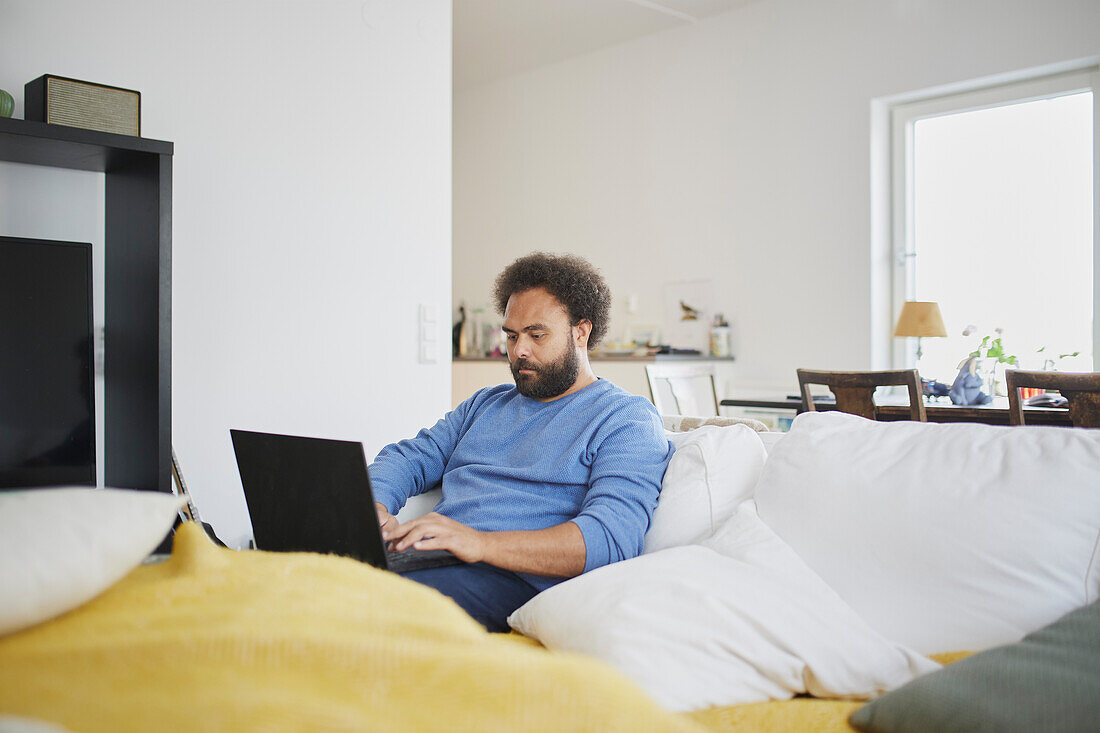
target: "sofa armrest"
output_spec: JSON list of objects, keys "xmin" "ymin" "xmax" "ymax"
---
[{"xmin": 662, "ymin": 415, "xmax": 770, "ymax": 433}]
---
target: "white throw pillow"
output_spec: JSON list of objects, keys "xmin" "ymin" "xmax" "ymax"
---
[
  {"xmin": 0, "ymin": 488, "xmax": 184, "ymax": 636},
  {"xmin": 754, "ymin": 411, "xmax": 1100, "ymax": 655},
  {"xmin": 645, "ymin": 424, "xmax": 767, "ymax": 553},
  {"xmin": 510, "ymin": 500, "xmax": 938, "ymax": 712}
]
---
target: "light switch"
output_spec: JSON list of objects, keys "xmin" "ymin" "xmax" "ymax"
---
[
  {"xmin": 419, "ymin": 341, "xmax": 437, "ymax": 364},
  {"xmin": 418, "ymin": 304, "xmax": 438, "ymax": 364}
]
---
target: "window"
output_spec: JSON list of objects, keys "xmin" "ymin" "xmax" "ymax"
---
[{"xmin": 890, "ymin": 69, "xmax": 1097, "ymax": 383}]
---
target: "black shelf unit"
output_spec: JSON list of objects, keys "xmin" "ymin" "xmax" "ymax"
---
[{"xmin": 0, "ymin": 116, "xmax": 173, "ymax": 493}]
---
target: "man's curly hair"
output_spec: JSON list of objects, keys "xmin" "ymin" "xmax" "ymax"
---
[{"xmin": 493, "ymin": 252, "xmax": 611, "ymax": 350}]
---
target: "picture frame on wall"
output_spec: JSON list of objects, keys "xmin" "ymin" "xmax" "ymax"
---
[{"xmin": 663, "ymin": 280, "xmax": 713, "ymax": 352}]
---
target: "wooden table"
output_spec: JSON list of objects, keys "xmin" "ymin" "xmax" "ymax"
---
[{"xmin": 720, "ymin": 396, "xmax": 1073, "ymax": 427}]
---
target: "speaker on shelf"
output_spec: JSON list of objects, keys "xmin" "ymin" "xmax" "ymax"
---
[{"xmin": 24, "ymin": 75, "xmax": 140, "ymax": 137}]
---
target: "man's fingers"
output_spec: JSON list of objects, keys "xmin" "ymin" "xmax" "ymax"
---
[
  {"xmin": 410, "ymin": 536, "xmax": 443, "ymax": 551},
  {"xmin": 385, "ymin": 513, "xmax": 458, "ymax": 551},
  {"xmin": 387, "ymin": 521, "xmax": 414, "ymax": 543},
  {"xmin": 387, "ymin": 518, "xmax": 418, "ymax": 540},
  {"xmin": 395, "ymin": 530, "xmax": 439, "ymax": 551},
  {"xmin": 380, "ymin": 515, "xmax": 398, "ymax": 541},
  {"xmin": 393, "ymin": 523, "xmax": 444, "ymax": 551},
  {"xmin": 376, "ymin": 503, "xmax": 398, "ymax": 540}
]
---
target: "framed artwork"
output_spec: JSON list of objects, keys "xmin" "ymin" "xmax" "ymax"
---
[{"xmin": 663, "ymin": 280, "xmax": 713, "ymax": 352}]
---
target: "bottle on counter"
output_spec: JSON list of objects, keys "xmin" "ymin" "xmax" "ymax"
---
[
  {"xmin": 453, "ymin": 304, "xmax": 468, "ymax": 357},
  {"xmin": 709, "ymin": 314, "xmax": 731, "ymax": 358}
]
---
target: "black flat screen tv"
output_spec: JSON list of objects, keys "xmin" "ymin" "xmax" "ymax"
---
[{"xmin": 0, "ymin": 236, "xmax": 96, "ymax": 489}]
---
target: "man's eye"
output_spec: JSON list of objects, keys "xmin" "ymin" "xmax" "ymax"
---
[
  {"xmin": 506, "ymin": 334, "xmax": 517, "ymax": 341},
  {"xmin": 532, "ymin": 334, "xmax": 544, "ymax": 340}
]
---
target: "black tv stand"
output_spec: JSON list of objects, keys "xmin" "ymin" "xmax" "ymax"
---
[{"xmin": 0, "ymin": 117, "xmax": 173, "ymax": 493}]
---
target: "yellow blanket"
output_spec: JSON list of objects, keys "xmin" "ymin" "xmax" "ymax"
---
[
  {"xmin": 0, "ymin": 523, "xmax": 700, "ymax": 732},
  {"xmin": 0, "ymin": 523, "xmax": 969, "ymax": 732}
]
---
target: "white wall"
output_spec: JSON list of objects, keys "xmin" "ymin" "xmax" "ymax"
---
[
  {"xmin": 454, "ymin": 0, "xmax": 1100, "ymax": 391},
  {"xmin": 0, "ymin": 0, "xmax": 452, "ymax": 547}
]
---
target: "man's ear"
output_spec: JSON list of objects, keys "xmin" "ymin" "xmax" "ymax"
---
[{"xmin": 573, "ymin": 319, "xmax": 593, "ymax": 348}]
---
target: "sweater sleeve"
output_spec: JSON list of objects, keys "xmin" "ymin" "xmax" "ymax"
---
[
  {"xmin": 368, "ymin": 398, "xmax": 472, "ymax": 515},
  {"xmin": 570, "ymin": 405, "xmax": 673, "ymax": 573}
]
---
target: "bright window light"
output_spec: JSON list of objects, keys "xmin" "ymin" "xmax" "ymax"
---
[{"xmin": 909, "ymin": 91, "xmax": 1094, "ymax": 382}]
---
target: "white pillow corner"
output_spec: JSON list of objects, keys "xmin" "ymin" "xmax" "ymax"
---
[
  {"xmin": 645, "ymin": 423, "xmax": 768, "ymax": 554},
  {"xmin": 0, "ymin": 487, "xmax": 184, "ymax": 636}
]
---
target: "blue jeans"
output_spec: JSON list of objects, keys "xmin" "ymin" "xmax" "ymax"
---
[{"xmin": 400, "ymin": 562, "xmax": 539, "ymax": 632}]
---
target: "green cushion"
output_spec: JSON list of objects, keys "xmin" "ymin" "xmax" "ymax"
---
[{"xmin": 849, "ymin": 600, "xmax": 1100, "ymax": 733}]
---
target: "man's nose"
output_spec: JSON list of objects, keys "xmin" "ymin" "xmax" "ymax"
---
[{"xmin": 513, "ymin": 336, "xmax": 532, "ymax": 359}]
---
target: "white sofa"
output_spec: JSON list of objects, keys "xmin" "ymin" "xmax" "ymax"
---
[{"xmin": 510, "ymin": 411, "xmax": 1100, "ymax": 719}]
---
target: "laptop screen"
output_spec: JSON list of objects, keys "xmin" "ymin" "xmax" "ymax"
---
[{"xmin": 230, "ymin": 429, "xmax": 386, "ymax": 565}]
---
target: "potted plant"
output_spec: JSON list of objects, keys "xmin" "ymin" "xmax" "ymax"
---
[{"xmin": 962, "ymin": 326, "xmax": 1018, "ymax": 397}]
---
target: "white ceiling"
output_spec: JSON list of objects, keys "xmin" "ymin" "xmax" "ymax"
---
[{"xmin": 454, "ymin": 0, "xmax": 751, "ymax": 89}]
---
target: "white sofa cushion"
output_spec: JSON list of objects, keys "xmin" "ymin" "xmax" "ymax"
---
[
  {"xmin": 510, "ymin": 500, "xmax": 938, "ymax": 712},
  {"xmin": 645, "ymin": 424, "xmax": 766, "ymax": 553},
  {"xmin": 0, "ymin": 488, "xmax": 184, "ymax": 636},
  {"xmin": 758, "ymin": 430, "xmax": 787, "ymax": 454},
  {"xmin": 754, "ymin": 411, "xmax": 1100, "ymax": 655}
]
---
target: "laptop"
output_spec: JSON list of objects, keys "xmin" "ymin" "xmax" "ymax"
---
[{"xmin": 230, "ymin": 429, "xmax": 463, "ymax": 573}]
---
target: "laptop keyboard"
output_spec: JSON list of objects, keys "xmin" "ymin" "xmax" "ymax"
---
[{"xmin": 384, "ymin": 547, "xmax": 464, "ymax": 573}]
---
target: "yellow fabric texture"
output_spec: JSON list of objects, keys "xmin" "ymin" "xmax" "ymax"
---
[
  {"xmin": 688, "ymin": 698, "xmax": 866, "ymax": 732},
  {"xmin": 0, "ymin": 522, "xmax": 701, "ymax": 733},
  {"xmin": 495, "ymin": 635, "xmax": 975, "ymax": 733},
  {"xmin": 685, "ymin": 652, "xmax": 973, "ymax": 732},
  {"xmin": 505, "ymin": 631, "xmax": 865, "ymax": 733}
]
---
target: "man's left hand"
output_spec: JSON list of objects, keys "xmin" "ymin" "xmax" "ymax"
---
[{"xmin": 389, "ymin": 512, "xmax": 487, "ymax": 564}]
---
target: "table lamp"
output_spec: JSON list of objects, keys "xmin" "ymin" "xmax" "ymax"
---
[{"xmin": 893, "ymin": 301, "xmax": 947, "ymax": 362}]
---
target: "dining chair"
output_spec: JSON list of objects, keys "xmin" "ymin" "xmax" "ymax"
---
[
  {"xmin": 796, "ymin": 369, "xmax": 927, "ymax": 422},
  {"xmin": 645, "ymin": 363, "xmax": 720, "ymax": 417},
  {"xmin": 1005, "ymin": 370, "xmax": 1100, "ymax": 427}
]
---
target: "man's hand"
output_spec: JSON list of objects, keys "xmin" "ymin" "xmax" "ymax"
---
[
  {"xmin": 388, "ymin": 512, "xmax": 487, "ymax": 564},
  {"xmin": 384, "ymin": 511, "xmax": 585, "ymax": 578},
  {"xmin": 375, "ymin": 502, "xmax": 399, "ymax": 544}
]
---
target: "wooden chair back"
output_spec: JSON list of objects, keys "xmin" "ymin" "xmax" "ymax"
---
[
  {"xmin": 1005, "ymin": 370, "xmax": 1100, "ymax": 427},
  {"xmin": 645, "ymin": 363, "xmax": 720, "ymax": 417},
  {"xmin": 796, "ymin": 369, "xmax": 927, "ymax": 422}
]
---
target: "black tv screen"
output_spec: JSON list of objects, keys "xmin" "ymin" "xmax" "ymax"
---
[{"xmin": 0, "ymin": 236, "xmax": 96, "ymax": 488}]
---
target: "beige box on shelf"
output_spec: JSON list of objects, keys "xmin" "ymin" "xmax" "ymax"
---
[{"xmin": 24, "ymin": 75, "xmax": 140, "ymax": 137}]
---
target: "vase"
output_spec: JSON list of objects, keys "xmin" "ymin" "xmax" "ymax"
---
[
  {"xmin": 980, "ymin": 360, "xmax": 1010, "ymax": 397},
  {"xmin": 977, "ymin": 359, "xmax": 995, "ymax": 398},
  {"xmin": 0, "ymin": 89, "xmax": 14, "ymax": 118}
]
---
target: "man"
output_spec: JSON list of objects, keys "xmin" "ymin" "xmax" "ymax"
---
[{"xmin": 369, "ymin": 253, "xmax": 673, "ymax": 631}]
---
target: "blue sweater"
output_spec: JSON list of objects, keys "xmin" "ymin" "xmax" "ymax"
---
[{"xmin": 369, "ymin": 379, "xmax": 673, "ymax": 590}]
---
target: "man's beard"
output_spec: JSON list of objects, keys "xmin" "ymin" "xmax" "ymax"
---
[{"xmin": 511, "ymin": 344, "xmax": 581, "ymax": 399}]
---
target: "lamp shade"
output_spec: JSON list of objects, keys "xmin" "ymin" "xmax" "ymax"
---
[{"xmin": 894, "ymin": 301, "xmax": 947, "ymax": 338}]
